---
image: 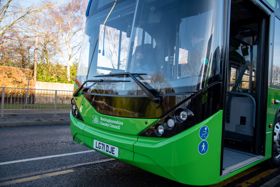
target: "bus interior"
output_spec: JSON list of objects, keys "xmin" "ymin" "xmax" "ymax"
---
[{"xmin": 222, "ymin": 0, "xmax": 268, "ymax": 175}]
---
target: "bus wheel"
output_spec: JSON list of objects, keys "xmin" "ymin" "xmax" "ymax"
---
[{"xmin": 272, "ymin": 122, "xmax": 280, "ymax": 166}]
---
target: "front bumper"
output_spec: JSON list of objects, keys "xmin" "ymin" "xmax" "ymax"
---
[{"xmin": 70, "ymin": 111, "xmax": 224, "ymax": 185}]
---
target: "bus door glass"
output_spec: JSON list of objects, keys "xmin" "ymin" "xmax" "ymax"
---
[{"xmin": 222, "ymin": 0, "xmax": 269, "ymax": 175}]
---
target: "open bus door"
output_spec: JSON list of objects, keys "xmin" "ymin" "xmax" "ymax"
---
[{"xmin": 222, "ymin": 0, "xmax": 269, "ymax": 175}]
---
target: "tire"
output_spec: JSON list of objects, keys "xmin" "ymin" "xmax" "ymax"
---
[{"xmin": 271, "ymin": 113, "xmax": 280, "ymax": 166}]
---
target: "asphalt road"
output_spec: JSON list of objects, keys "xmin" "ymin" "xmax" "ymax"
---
[{"xmin": 0, "ymin": 124, "xmax": 279, "ymax": 187}]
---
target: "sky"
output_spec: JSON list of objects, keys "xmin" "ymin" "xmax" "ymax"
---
[{"xmin": 18, "ymin": 0, "xmax": 70, "ymax": 8}]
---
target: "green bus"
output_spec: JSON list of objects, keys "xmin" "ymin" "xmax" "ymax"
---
[{"xmin": 70, "ymin": 0, "xmax": 280, "ymax": 185}]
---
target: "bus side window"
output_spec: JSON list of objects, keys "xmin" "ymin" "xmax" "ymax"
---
[
  {"xmin": 229, "ymin": 67, "xmax": 237, "ymax": 91},
  {"xmin": 228, "ymin": 37, "xmax": 257, "ymax": 94},
  {"xmin": 272, "ymin": 18, "xmax": 280, "ymax": 87}
]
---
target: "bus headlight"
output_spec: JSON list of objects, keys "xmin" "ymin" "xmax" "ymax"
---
[
  {"xmin": 179, "ymin": 111, "xmax": 188, "ymax": 121},
  {"xmin": 166, "ymin": 118, "xmax": 175, "ymax": 129},
  {"xmin": 72, "ymin": 104, "xmax": 77, "ymax": 111},
  {"xmin": 175, "ymin": 108, "xmax": 194, "ymax": 122},
  {"xmin": 140, "ymin": 108, "xmax": 194, "ymax": 137},
  {"xmin": 156, "ymin": 125, "xmax": 165, "ymax": 136},
  {"xmin": 71, "ymin": 98, "xmax": 83, "ymax": 121}
]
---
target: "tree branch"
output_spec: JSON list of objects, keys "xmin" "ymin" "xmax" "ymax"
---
[{"xmin": 0, "ymin": 0, "xmax": 13, "ymax": 23}]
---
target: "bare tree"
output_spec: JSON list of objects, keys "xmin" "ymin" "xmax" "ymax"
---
[
  {"xmin": 0, "ymin": 0, "xmax": 47, "ymax": 38},
  {"xmin": 0, "ymin": 0, "xmax": 87, "ymax": 83},
  {"xmin": 0, "ymin": 0, "xmax": 53, "ymax": 68},
  {"xmin": 48, "ymin": 0, "xmax": 87, "ymax": 81}
]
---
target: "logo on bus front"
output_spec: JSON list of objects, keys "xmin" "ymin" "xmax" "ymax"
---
[
  {"xmin": 92, "ymin": 115, "xmax": 123, "ymax": 130},
  {"xmin": 93, "ymin": 116, "xmax": 100, "ymax": 124}
]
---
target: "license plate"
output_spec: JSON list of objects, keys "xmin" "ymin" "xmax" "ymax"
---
[{"xmin": 93, "ymin": 140, "xmax": 119, "ymax": 157}]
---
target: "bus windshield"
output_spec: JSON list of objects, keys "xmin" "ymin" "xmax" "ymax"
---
[{"xmin": 78, "ymin": 0, "xmax": 223, "ymax": 96}]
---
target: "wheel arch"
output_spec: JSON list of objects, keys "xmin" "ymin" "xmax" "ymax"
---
[
  {"xmin": 271, "ymin": 107, "xmax": 280, "ymax": 166},
  {"xmin": 273, "ymin": 107, "xmax": 280, "ymax": 124}
]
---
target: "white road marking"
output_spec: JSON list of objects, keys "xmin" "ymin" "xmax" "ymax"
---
[
  {"xmin": 0, "ymin": 158, "xmax": 115, "ymax": 186},
  {"xmin": 0, "ymin": 150, "xmax": 95, "ymax": 166},
  {"xmin": 0, "ymin": 169, "xmax": 74, "ymax": 186}
]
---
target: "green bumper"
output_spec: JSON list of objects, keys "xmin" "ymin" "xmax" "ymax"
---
[{"xmin": 71, "ymin": 111, "xmax": 229, "ymax": 185}]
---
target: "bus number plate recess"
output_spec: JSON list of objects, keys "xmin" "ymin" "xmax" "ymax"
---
[{"xmin": 93, "ymin": 140, "xmax": 119, "ymax": 157}]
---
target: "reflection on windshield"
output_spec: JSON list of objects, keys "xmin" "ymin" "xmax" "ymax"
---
[
  {"xmin": 86, "ymin": 76, "xmax": 146, "ymax": 97},
  {"xmin": 78, "ymin": 0, "xmax": 223, "ymax": 95},
  {"xmin": 77, "ymin": 0, "xmax": 117, "ymax": 83},
  {"xmin": 97, "ymin": 24, "xmax": 130, "ymax": 72},
  {"xmin": 87, "ymin": 0, "xmax": 136, "ymax": 77}
]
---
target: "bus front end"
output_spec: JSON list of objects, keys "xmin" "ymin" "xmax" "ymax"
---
[{"xmin": 71, "ymin": 0, "xmax": 226, "ymax": 185}]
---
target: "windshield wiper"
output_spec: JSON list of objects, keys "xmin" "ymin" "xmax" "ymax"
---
[
  {"xmin": 73, "ymin": 79, "xmax": 130, "ymax": 97},
  {"xmin": 95, "ymin": 72, "xmax": 162, "ymax": 103}
]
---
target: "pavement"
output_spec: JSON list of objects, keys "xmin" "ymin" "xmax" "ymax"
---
[{"xmin": 0, "ymin": 113, "xmax": 70, "ymax": 127}]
